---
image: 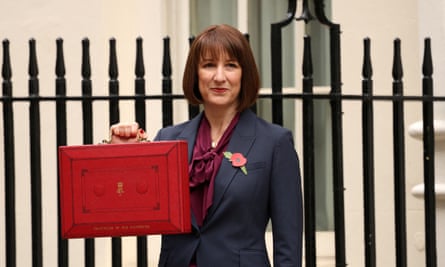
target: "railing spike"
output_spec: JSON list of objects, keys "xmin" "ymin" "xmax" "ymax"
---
[
  {"xmin": 162, "ymin": 37, "xmax": 172, "ymax": 78},
  {"xmin": 162, "ymin": 36, "xmax": 173, "ymax": 127},
  {"xmin": 303, "ymin": 36, "xmax": 313, "ymax": 77},
  {"xmin": 422, "ymin": 38, "xmax": 433, "ymax": 77},
  {"xmin": 80, "ymin": 36, "xmax": 95, "ymax": 267},
  {"xmin": 244, "ymin": 33, "xmax": 250, "ymax": 42},
  {"xmin": 2, "ymin": 39, "xmax": 12, "ymax": 80},
  {"xmin": 28, "ymin": 38, "xmax": 39, "ymax": 78},
  {"xmin": 134, "ymin": 36, "xmax": 148, "ymax": 267},
  {"xmin": 362, "ymin": 38, "xmax": 373, "ymax": 79},
  {"xmin": 108, "ymin": 37, "xmax": 120, "ymax": 125},
  {"xmin": 134, "ymin": 36, "xmax": 147, "ymax": 131},
  {"xmin": 2, "ymin": 37, "xmax": 16, "ymax": 267},
  {"xmin": 56, "ymin": 38, "xmax": 66, "ymax": 78},
  {"xmin": 82, "ymin": 38, "xmax": 91, "ymax": 79},
  {"xmin": 135, "ymin": 37, "xmax": 145, "ymax": 78},
  {"xmin": 392, "ymin": 38, "xmax": 403, "ymax": 81},
  {"xmin": 421, "ymin": 36, "xmax": 437, "ymax": 267},
  {"xmin": 109, "ymin": 38, "xmax": 118, "ymax": 79},
  {"xmin": 188, "ymin": 36, "xmax": 195, "ymax": 47}
]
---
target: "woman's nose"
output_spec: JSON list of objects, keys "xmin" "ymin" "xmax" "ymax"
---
[{"xmin": 213, "ymin": 65, "xmax": 226, "ymax": 82}]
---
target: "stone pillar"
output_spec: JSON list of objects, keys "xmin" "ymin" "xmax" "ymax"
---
[{"xmin": 409, "ymin": 121, "xmax": 445, "ymax": 266}]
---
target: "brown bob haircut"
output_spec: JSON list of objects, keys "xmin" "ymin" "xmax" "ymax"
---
[{"xmin": 182, "ymin": 24, "xmax": 260, "ymax": 111}]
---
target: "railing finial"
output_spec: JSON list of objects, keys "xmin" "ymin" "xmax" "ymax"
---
[
  {"xmin": 135, "ymin": 37, "xmax": 145, "ymax": 78},
  {"xmin": 422, "ymin": 38, "xmax": 433, "ymax": 77},
  {"xmin": 56, "ymin": 38, "xmax": 66, "ymax": 78},
  {"xmin": 296, "ymin": 0, "xmax": 315, "ymax": 24},
  {"xmin": 2, "ymin": 39, "xmax": 12, "ymax": 80},
  {"xmin": 362, "ymin": 38, "xmax": 373, "ymax": 80},
  {"xmin": 392, "ymin": 38, "xmax": 403, "ymax": 81},
  {"xmin": 109, "ymin": 38, "xmax": 118, "ymax": 79},
  {"xmin": 28, "ymin": 38, "xmax": 39, "ymax": 78},
  {"xmin": 313, "ymin": 0, "xmax": 337, "ymax": 26},
  {"xmin": 271, "ymin": 0, "xmax": 297, "ymax": 27},
  {"xmin": 81, "ymin": 38, "xmax": 91, "ymax": 79}
]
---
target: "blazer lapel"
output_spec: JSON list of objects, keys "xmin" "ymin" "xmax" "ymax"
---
[
  {"xmin": 177, "ymin": 112, "xmax": 203, "ymax": 161},
  {"xmin": 176, "ymin": 112, "xmax": 203, "ymax": 230},
  {"xmin": 204, "ymin": 110, "xmax": 257, "ymax": 221},
  {"xmin": 176, "ymin": 110, "xmax": 257, "ymax": 229}
]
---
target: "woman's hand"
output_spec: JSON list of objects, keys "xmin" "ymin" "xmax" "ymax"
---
[{"xmin": 108, "ymin": 122, "xmax": 149, "ymax": 144}]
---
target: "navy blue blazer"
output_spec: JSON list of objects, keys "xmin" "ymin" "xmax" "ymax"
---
[{"xmin": 155, "ymin": 109, "xmax": 303, "ymax": 267}]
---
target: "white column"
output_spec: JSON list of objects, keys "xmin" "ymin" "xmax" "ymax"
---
[
  {"xmin": 411, "ymin": 0, "xmax": 445, "ymax": 266},
  {"xmin": 237, "ymin": 0, "xmax": 248, "ymax": 33},
  {"xmin": 409, "ymin": 122, "xmax": 445, "ymax": 266}
]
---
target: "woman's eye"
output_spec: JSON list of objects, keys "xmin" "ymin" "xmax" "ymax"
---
[
  {"xmin": 202, "ymin": 63, "xmax": 215, "ymax": 68},
  {"xmin": 226, "ymin": 62, "xmax": 239, "ymax": 68}
]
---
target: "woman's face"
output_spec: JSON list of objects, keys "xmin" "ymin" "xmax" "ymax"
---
[{"xmin": 197, "ymin": 51, "xmax": 242, "ymax": 110}]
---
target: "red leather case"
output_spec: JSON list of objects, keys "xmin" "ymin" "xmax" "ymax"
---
[{"xmin": 58, "ymin": 141, "xmax": 190, "ymax": 239}]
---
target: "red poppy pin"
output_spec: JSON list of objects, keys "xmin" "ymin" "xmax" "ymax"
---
[{"xmin": 223, "ymin": 151, "xmax": 248, "ymax": 175}]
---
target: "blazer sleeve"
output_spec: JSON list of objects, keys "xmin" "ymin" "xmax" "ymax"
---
[{"xmin": 270, "ymin": 130, "xmax": 303, "ymax": 267}]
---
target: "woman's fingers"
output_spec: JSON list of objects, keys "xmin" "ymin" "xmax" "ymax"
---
[
  {"xmin": 108, "ymin": 122, "xmax": 143, "ymax": 144},
  {"xmin": 111, "ymin": 122, "xmax": 139, "ymax": 137},
  {"xmin": 110, "ymin": 134, "xmax": 138, "ymax": 144}
]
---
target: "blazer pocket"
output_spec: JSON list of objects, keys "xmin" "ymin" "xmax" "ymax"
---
[
  {"xmin": 246, "ymin": 161, "xmax": 266, "ymax": 172},
  {"xmin": 239, "ymin": 249, "xmax": 270, "ymax": 267}
]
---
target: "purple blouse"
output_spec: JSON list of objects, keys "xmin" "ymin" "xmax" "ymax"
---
[{"xmin": 188, "ymin": 113, "xmax": 240, "ymax": 266}]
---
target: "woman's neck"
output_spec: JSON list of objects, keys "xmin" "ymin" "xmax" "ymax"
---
[{"xmin": 204, "ymin": 108, "xmax": 238, "ymax": 146}]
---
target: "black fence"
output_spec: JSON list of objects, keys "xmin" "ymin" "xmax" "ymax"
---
[{"xmin": 2, "ymin": 1, "xmax": 444, "ymax": 267}]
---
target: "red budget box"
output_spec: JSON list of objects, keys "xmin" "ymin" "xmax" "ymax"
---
[{"xmin": 58, "ymin": 141, "xmax": 190, "ymax": 239}]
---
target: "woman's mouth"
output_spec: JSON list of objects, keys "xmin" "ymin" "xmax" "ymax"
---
[{"xmin": 211, "ymin": 87, "xmax": 228, "ymax": 93}]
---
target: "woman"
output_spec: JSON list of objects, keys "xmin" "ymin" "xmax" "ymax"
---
[{"xmin": 110, "ymin": 24, "xmax": 303, "ymax": 267}]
